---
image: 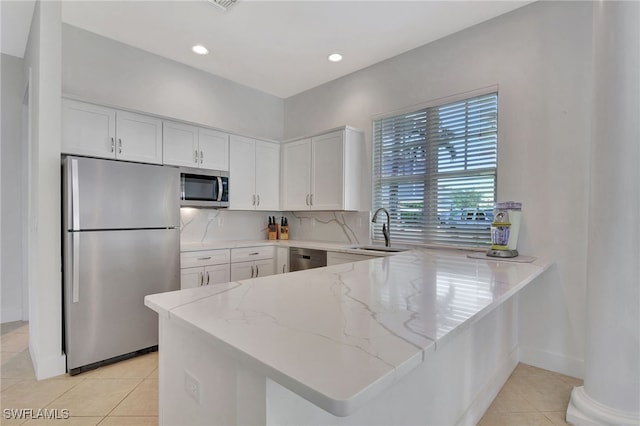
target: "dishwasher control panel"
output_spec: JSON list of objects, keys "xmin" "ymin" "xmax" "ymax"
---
[{"xmin": 289, "ymin": 247, "xmax": 327, "ymax": 272}]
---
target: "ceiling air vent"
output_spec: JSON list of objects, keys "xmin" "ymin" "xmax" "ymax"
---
[{"xmin": 206, "ymin": 0, "xmax": 238, "ymax": 12}]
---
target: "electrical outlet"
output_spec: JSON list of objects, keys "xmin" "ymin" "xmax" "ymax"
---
[{"xmin": 184, "ymin": 371, "xmax": 200, "ymax": 404}]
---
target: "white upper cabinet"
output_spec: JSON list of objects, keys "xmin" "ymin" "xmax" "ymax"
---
[
  {"xmin": 254, "ymin": 141, "xmax": 280, "ymax": 211},
  {"xmin": 115, "ymin": 111, "xmax": 163, "ymax": 164},
  {"xmin": 281, "ymin": 127, "xmax": 364, "ymax": 211},
  {"xmin": 198, "ymin": 128, "xmax": 229, "ymax": 171},
  {"xmin": 281, "ymin": 139, "xmax": 312, "ymax": 211},
  {"xmin": 163, "ymin": 120, "xmax": 229, "ymax": 171},
  {"xmin": 62, "ymin": 98, "xmax": 163, "ymax": 164},
  {"xmin": 229, "ymin": 135, "xmax": 280, "ymax": 210},
  {"xmin": 62, "ymin": 99, "xmax": 116, "ymax": 159},
  {"xmin": 162, "ymin": 121, "xmax": 198, "ymax": 167}
]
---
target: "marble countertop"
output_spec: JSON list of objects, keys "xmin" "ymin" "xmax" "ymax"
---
[
  {"xmin": 180, "ymin": 239, "xmax": 397, "ymax": 257},
  {"xmin": 145, "ymin": 247, "xmax": 551, "ymax": 416}
]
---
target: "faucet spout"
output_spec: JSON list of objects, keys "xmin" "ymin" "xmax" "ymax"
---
[{"xmin": 372, "ymin": 208, "xmax": 391, "ymax": 247}]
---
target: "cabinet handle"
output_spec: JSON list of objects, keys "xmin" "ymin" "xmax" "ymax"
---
[
  {"xmin": 306, "ymin": 194, "xmax": 309, "ymax": 206},
  {"xmin": 197, "ymin": 256, "xmax": 212, "ymax": 260},
  {"xmin": 206, "ymin": 271, "xmax": 210, "ymax": 285},
  {"xmin": 194, "ymin": 150, "xmax": 199, "ymax": 164},
  {"xmin": 249, "ymin": 252, "xmax": 259, "ymax": 256},
  {"xmin": 250, "ymin": 265, "xmax": 254, "ymax": 278},
  {"xmin": 200, "ymin": 150, "xmax": 204, "ymax": 164},
  {"xmin": 256, "ymin": 265, "xmax": 259, "ymax": 277},
  {"xmin": 282, "ymin": 264, "xmax": 286, "ymax": 274},
  {"xmin": 257, "ymin": 194, "xmax": 260, "ymax": 206},
  {"xmin": 118, "ymin": 138, "xmax": 122, "ymax": 154},
  {"xmin": 110, "ymin": 137, "xmax": 115, "ymax": 153},
  {"xmin": 199, "ymin": 271, "xmax": 204, "ymax": 286},
  {"xmin": 310, "ymin": 194, "xmax": 313, "ymax": 206},
  {"xmin": 252, "ymin": 194, "xmax": 256, "ymax": 206}
]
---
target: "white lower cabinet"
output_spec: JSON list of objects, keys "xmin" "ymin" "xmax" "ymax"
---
[
  {"xmin": 180, "ymin": 249, "xmax": 231, "ymax": 289},
  {"xmin": 326, "ymin": 251, "xmax": 378, "ymax": 266},
  {"xmin": 230, "ymin": 246, "xmax": 275, "ymax": 280},
  {"xmin": 230, "ymin": 259, "xmax": 275, "ymax": 281},
  {"xmin": 181, "ymin": 264, "xmax": 230, "ymax": 289},
  {"xmin": 276, "ymin": 247, "xmax": 289, "ymax": 274}
]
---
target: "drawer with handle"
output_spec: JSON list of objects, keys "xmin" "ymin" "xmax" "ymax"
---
[
  {"xmin": 181, "ymin": 249, "xmax": 231, "ymax": 269},
  {"xmin": 231, "ymin": 246, "xmax": 275, "ymax": 263}
]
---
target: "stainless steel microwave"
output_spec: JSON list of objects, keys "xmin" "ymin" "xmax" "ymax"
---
[{"xmin": 179, "ymin": 167, "xmax": 229, "ymax": 208}]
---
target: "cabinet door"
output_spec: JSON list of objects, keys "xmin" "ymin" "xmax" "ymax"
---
[
  {"xmin": 230, "ymin": 261, "xmax": 255, "ymax": 281},
  {"xmin": 181, "ymin": 267, "xmax": 204, "ymax": 290},
  {"xmin": 199, "ymin": 129, "xmax": 229, "ymax": 171},
  {"xmin": 62, "ymin": 99, "xmax": 116, "ymax": 159},
  {"xmin": 276, "ymin": 247, "xmax": 289, "ymax": 274},
  {"xmin": 116, "ymin": 111, "xmax": 163, "ymax": 164},
  {"xmin": 254, "ymin": 141, "xmax": 280, "ymax": 210},
  {"xmin": 281, "ymin": 139, "xmax": 312, "ymax": 210},
  {"xmin": 163, "ymin": 121, "xmax": 199, "ymax": 167},
  {"xmin": 229, "ymin": 135, "xmax": 257, "ymax": 210},
  {"xmin": 311, "ymin": 131, "xmax": 344, "ymax": 210},
  {"xmin": 254, "ymin": 259, "xmax": 275, "ymax": 278},
  {"xmin": 204, "ymin": 264, "xmax": 230, "ymax": 286}
]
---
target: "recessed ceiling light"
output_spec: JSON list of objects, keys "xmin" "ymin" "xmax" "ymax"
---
[
  {"xmin": 328, "ymin": 53, "xmax": 343, "ymax": 63},
  {"xmin": 192, "ymin": 45, "xmax": 209, "ymax": 55}
]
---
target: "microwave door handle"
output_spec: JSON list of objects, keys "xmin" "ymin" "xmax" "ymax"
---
[{"xmin": 217, "ymin": 176, "xmax": 223, "ymax": 202}]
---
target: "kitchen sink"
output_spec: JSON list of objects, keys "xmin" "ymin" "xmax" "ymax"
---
[{"xmin": 349, "ymin": 245, "xmax": 409, "ymax": 253}]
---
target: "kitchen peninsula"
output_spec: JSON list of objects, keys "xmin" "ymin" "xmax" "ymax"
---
[{"xmin": 145, "ymin": 247, "xmax": 551, "ymax": 425}]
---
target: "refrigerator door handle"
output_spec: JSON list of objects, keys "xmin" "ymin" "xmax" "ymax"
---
[
  {"xmin": 71, "ymin": 158, "xmax": 81, "ymax": 230},
  {"xmin": 72, "ymin": 232, "xmax": 80, "ymax": 303}
]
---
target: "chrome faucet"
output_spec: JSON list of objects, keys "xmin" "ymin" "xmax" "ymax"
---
[{"xmin": 372, "ymin": 208, "xmax": 391, "ymax": 247}]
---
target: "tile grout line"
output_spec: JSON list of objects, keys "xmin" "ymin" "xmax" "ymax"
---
[{"xmin": 101, "ymin": 377, "xmax": 146, "ymax": 419}]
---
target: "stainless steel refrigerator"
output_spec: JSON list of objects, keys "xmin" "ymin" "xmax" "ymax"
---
[{"xmin": 62, "ymin": 156, "xmax": 180, "ymax": 375}]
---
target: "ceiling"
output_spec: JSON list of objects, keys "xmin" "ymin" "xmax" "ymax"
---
[{"xmin": 2, "ymin": 1, "xmax": 533, "ymax": 99}]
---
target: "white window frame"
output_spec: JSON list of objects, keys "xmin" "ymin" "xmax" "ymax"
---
[{"xmin": 371, "ymin": 86, "xmax": 498, "ymax": 249}]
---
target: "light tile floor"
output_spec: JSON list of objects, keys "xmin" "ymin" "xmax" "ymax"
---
[
  {"xmin": 1, "ymin": 322, "xmax": 157, "ymax": 425},
  {"xmin": 1, "ymin": 321, "xmax": 582, "ymax": 425}
]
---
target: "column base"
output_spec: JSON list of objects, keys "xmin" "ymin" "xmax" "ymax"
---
[{"xmin": 567, "ymin": 386, "xmax": 640, "ymax": 426}]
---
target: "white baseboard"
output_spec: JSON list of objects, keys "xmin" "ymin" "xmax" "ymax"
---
[
  {"xmin": 519, "ymin": 344, "xmax": 584, "ymax": 379},
  {"xmin": 1, "ymin": 307, "xmax": 24, "ymax": 324},
  {"xmin": 457, "ymin": 347, "xmax": 519, "ymax": 426},
  {"xmin": 29, "ymin": 342, "xmax": 66, "ymax": 380},
  {"xmin": 567, "ymin": 386, "xmax": 640, "ymax": 425}
]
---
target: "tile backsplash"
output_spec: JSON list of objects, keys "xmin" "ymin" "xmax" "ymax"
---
[{"xmin": 180, "ymin": 208, "xmax": 371, "ymax": 245}]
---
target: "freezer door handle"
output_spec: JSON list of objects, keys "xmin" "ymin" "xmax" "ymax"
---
[
  {"xmin": 71, "ymin": 158, "xmax": 81, "ymax": 230},
  {"xmin": 72, "ymin": 232, "xmax": 80, "ymax": 303}
]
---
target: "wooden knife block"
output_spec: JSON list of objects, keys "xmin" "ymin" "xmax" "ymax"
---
[
  {"xmin": 280, "ymin": 226, "xmax": 289, "ymax": 240},
  {"xmin": 268, "ymin": 224, "xmax": 278, "ymax": 240}
]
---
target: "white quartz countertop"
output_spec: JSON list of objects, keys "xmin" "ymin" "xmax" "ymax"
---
[
  {"xmin": 180, "ymin": 239, "xmax": 398, "ymax": 256},
  {"xmin": 145, "ymin": 246, "xmax": 551, "ymax": 416}
]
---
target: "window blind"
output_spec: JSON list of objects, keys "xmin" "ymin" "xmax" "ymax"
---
[{"xmin": 372, "ymin": 92, "xmax": 497, "ymax": 248}]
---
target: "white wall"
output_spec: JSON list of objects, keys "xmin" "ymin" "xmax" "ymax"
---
[
  {"xmin": 284, "ymin": 1, "xmax": 593, "ymax": 378},
  {"xmin": 23, "ymin": 0, "xmax": 65, "ymax": 379},
  {"xmin": 61, "ymin": 24, "xmax": 284, "ymax": 141},
  {"xmin": 1, "ymin": 53, "xmax": 26, "ymax": 322}
]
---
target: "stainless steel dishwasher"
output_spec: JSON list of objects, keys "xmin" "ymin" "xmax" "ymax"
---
[{"xmin": 289, "ymin": 247, "xmax": 327, "ymax": 271}]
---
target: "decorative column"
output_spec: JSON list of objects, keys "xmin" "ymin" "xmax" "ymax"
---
[{"xmin": 566, "ymin": 1, "xmax": 640, "ymax": 424}]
